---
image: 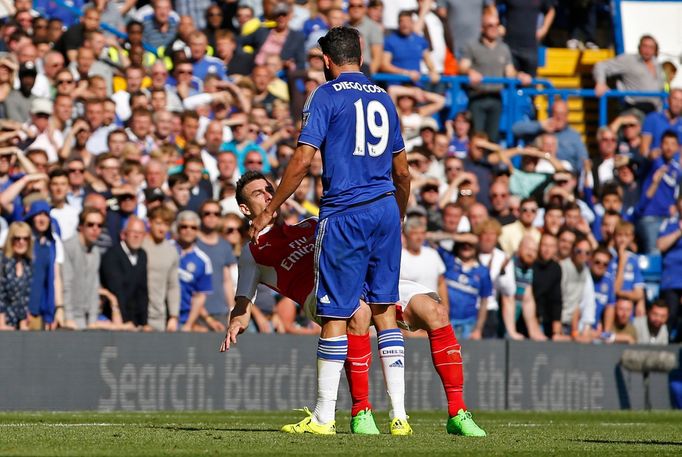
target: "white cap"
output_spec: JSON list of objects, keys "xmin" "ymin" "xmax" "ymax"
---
[{"xmin": 30, "ymin": 98, "xmax": 53, "ymax": 116}]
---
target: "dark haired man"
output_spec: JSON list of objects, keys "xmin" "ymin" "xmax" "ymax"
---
[
  {"xmin": 247, "ymin": 27, "xmax": 411, "ymax": 436},
  {"xmin": 221, "ymin": 171, "xmax": 485, "ymax": 437}
]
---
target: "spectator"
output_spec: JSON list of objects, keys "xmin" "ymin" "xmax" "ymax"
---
[
  {"xmin": 593, "ymin": 35, "xmax": 665, "ymax": 114},
  {"xmin": 512, "ymin": 99, "xmax": 589, "ymax": 173},
  {"xmin": 184, "ymin": 156, "xmax": 213, "ymax": 213},
  {"xmin": 61, "ymin": 207, "xmax": 103, "ymax": 329},
  {"xmin": 174, "ymin": 210, "xmax": 212, "ymax": 331},
  {"xmin": 634, "ymin": 301, "xmax": 669, "ymax": 345},
  {"xmin": 83, "ymin": 98, "xmax": 116, "ymax": 156},
  {"xmin": 24, "ymin": 198, "xmax": 62, "ymax": 330},
  {"xmin": 382, "ymin": 11, "xmax": 440, "ymax": 85},
  {"xmin": 100, "ymin": 216, "xmax": 148, "ymax": 328},
  {"xmin": 221, "ymin": 114, "xmax": 269, "ymax": 174},
  {"xmin": 4, "ymin": 62, "xmax": 37, "ymax": 122},
  {"xmin": 111, "ymin": 65, "xmax": 146, "ymax": 123},
  {"xmin": 612, "ymin": 221, "xmax": 646, "ymax": 317},
  {"xmin": 556, "ymin": 227, "xmax": 576, "ymax": 261},
  {"xmin": 447, "ymin": 110, "xmax": 472, "ymax": 158},
  {"xmin": 175, "ymin": 0, "xmax": 211, "ymax": 30},
  {"xmin": 635, "ymin": 131, "xmax": 680, "ymax": 253},
  {"xmin": 142, "ymin": 205, "xmax": 181, "ymax": 332},
  {"xmin": 438, "ymin": 232, "xmax": 492, "ymax": 340},
  {"xmin": 488, "ymin": 180, "xmax": 514, "ymax": 225},
  {"xmin": 348, "ymin": 0, "xmax": 384, "ymax": 75},
  {"xmin": 476, "ymin": 218, "xmax": 519, "ymax": 338},
  {"xmin": 143, "ymin": 0, "xmax": 179, "ymax": 52},
  {"xmin": 499, "ymin": 197, "xmax": 541, "ymax": 255},
  {"xmin": 498, "ymin": 0, "xmax": 555, "ymax": 76},
  {"xmin": 532, "ymin": 233, "xmax": 564, "ymax": 340},
  {"xmin": 55, "ymin": 6, "xmax": 100, "ymax": 63},
  {"xmin": 592, "ymin": 127, "xmax": 618, "ymax": 193},
  {"xmin": 196, "ymin": 199, "xmax": 236, "ymax": 331},
  {"xmin": 611, "ymin": 298, "xmax": 637, "ymax": 344},
  {"xmin": 559, "ymin": 235, "xmax": 594, "ymax": 341},
  {"xmin": 0, "ymin": 221, "xmax": 33, "ymax": 330},
  {"xmin": 590, "ymin": 246, "xmax": 616, "ymax": 332},
  {"xmin": 436, "ymin": 0, "xmax": 489, "ymax": 58},
  {"xmin": 641, "ymin": 88, "xmax": 682, "ymax": 157},
  {"xmin": 242, "ymin": 3, "xmax": 305, "ymax": 71},
  {"xmin": 656, "ymin": 195, "xmax": 682, "ymax": 342},
  {"xmin": 612, "ymin": 112, "xmax": 644, "ymax": 163},
  {"xmin": 459, "ymin": 7, "xmax": 531, "ymax": 142},
  {"xmin": 400, "ymin": 217, "xmax": 448, "ymax": 305},
  {"xmin": 188, "ymin": 31, "xmax": 226, "ymax": 81},
  {"xmin": 48, "ymin": 169, "xmax": 79, "ymax": 241},
  {"xmin": 168, "ymin": 173, "xmax": 191, "ymax": 213}
]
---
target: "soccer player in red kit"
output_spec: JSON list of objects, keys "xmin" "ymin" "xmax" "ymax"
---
[{"xmin": 219, "ymin": 172, "xmax": 486, "ymax": 436}]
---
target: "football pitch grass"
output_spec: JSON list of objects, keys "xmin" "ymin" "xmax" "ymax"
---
[{"xmin": 1, "ymin": 410, "xmax": 681, "ymax": 456}]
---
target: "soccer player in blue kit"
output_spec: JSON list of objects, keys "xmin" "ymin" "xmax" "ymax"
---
[{"xmin": 248, "ymin": 27, "xmax": 412, "ymax": 435}]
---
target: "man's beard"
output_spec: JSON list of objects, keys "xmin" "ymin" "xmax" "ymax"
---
[{"xmin": 323, "ymin": 65, "xmax": 334, "ymax": 82}]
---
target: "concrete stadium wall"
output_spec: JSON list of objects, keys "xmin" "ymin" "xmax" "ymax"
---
[{"xmin": 0, "ymin": 333, "xmax": 678, "ymax": 411}]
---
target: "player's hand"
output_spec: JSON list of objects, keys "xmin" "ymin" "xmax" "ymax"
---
[
  {"xmin": 219, "ymin": 321, "xmax": 246, "ymax": 352},
  {"xmin": 248, "ymin": 209, "xmax": 275, "ymax": 244}
]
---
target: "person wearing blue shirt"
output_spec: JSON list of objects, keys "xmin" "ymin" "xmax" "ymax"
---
[
  {"xmin": 512, "ymin": 99, "xmax": 589, "ymax": 173},
  {"xmin": 641, "ymin": 88, "xmax": 682, "ymax": 155},
  {"xmin": 382, "ymin": 11, "xmax": 440, "ymax": 85},
  {"xmin": 635, "ymin": 130, "xmax": 681, "ymax": 253},
  {"xmin": 656, "ymin": 196, "xmax": 682, "ymax": 342},
  {"xmin": 438, "ymin": 233, "xmax": 492, "ymax": 340},
  {"xmin": 590, "ymin": 247, "xmax": 616, "ymax": 331},
  {"xmin": 220, "ymin": 118, "xmax": 270, "ymax": 174},
  {"xmin": 188, "ymin": 31, "xmax": 227, "ymax": 81},
  {"xmin": 174, "ymin": 211, "xmax": 213, "ymax": 331},
  {"xmin": 609, "ymin": 221, "xmax": 646, "ymax": 317},
  {"xmin": 245, "ymin": 27, "xmax": 411, "ymax": 435}
]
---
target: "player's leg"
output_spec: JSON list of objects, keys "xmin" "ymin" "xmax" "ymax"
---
[
  {"xmin": 401, "ymin": 289, "xmax": 486, "ymax": 437},
  {"xmin": 345, "ymin": 302, "xmax": 380, "ymax": 434},
  {"xmin": 364, "ymin": 197, "xmax": 410, "ymax": 435},
  {"xmin": 282, "ymin": 215, "xmax": 368, "ymax": 434}
]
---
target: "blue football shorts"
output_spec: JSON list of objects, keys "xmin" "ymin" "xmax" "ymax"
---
[{"xmin": 313, "ymin": 194, "xmax": 401, "ymax": 319}]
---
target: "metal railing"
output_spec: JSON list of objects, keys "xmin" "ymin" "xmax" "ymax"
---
[{"xmin": 372, "ymin": 74, "xmax": 555, "ymax": 145}]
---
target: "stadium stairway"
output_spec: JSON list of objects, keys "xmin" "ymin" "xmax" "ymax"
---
[{"xmin": 536, "ymin": 48, "xmax": 615, "ymax": 153}]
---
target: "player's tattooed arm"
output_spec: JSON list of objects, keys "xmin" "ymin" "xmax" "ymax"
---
[{"xmin": 392, "ymin": 150, "xmax": 411, "ymax": 219}]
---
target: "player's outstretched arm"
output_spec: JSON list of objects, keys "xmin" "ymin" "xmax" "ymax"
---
[
  {"xmin": 249, "ymin": 143, "xmax": 317, "ymax": 243},
  {"xmin": 220, "ymin": 296, "xmax": 253, "ymax": 352},
  {"xmin": 392, "ymin": 150, "xmax": 411, "ymax": 219}
]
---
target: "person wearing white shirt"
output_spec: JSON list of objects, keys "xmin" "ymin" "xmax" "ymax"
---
[
  {"xmin": 476, "ymin": 218, "xmax": 517, "ymax": 339},
  {"xmin": 48, "ymin": 169, "xmax": 80, "ymax": 242},
  {"xmin": 400, "ymin": 217, "xmax": 448, "ymax": 308}
]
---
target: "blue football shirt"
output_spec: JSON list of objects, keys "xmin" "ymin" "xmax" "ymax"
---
[
  {"xmin": 298, "ymin": 72, "xmax": 405, "ymax": 218},
  {"xmin": 176, "ymin": 244, "xmax": 213, "ymax": 324}
]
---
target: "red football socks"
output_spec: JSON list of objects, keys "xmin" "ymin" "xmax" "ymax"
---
[
  {"xmin": 428, "ymin": 325, "xmax": 467, "ymax": 416},
  {"xmin": 344, "ymin": 332, "xmax": 372, "ymax": 416}
]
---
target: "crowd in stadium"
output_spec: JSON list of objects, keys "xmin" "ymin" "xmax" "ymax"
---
[{"xmin": 0, "ymin": 0, "xmax": 676, "ymax": 345}]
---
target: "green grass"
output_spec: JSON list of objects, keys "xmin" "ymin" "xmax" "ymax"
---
[{"xmin": 0, "ymin": 410, "xmax": 681, "ymax": 456}]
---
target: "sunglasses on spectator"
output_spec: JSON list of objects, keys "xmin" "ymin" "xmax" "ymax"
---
[
  {"xmin": 176, "ymin": 69, "xmax": 192, "ymax": 75},
  {"xmin": 12, "ymin": 236, "xmax": 30, "ymax": 243},
  {"xmin": 224, "ymin": 227, "xmax": 240, "ymax": 234},
  {"xmin": 179, "ymin": 224, "xmax": 198, "ymax": 231},
  {"xmin": 68, "ymin": 168, "xmax": 84, "ymax": 174},
  {"xmin": 202, "ymin": 211, "xmax": 220, "ymax": 217},
  {"xmin": 246, "ymin": 160, "xmax": 263, "ymax": 165},
  {"xmin": 554, "ymin": 179, "xmax": 569, "ymax": 185},
  {"xmin": 85, "ymin": 222, "xmax": 103, "ymax": 228},
  {"xmin": 208, "ymin": 12, "xmax": 222, "ymax": 17},
  {"xmin": 574, "ymin": 248, "xmax": 591, "ymax": 255},
  {"xmin": 622, "ymin": 123, "xmax": 638, "ymax": 128},
  {"xmin": 422, "ymin": 185, "xmax": 439, "ymax": 193},
  {"xmin": 349, "ymin": 3, "xmax": 365, "ymax": 8},
  {"xmin": 521, "ymin": 207, "xmax": 537, "ymax": 213},
  {"xmin": 491, "ymin": 193, "xmax": 508, "ymax": 198},
  {"xmin": 57, "ymin": 79, "xmax": 74, "ymax": 84},
  {"xmin": 446, "ymin": 166, "xmax": 462, "ymax": 172},
  {"xmin": 592, "ymin": 259, "xmax": 609, "ymax": 266}
]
